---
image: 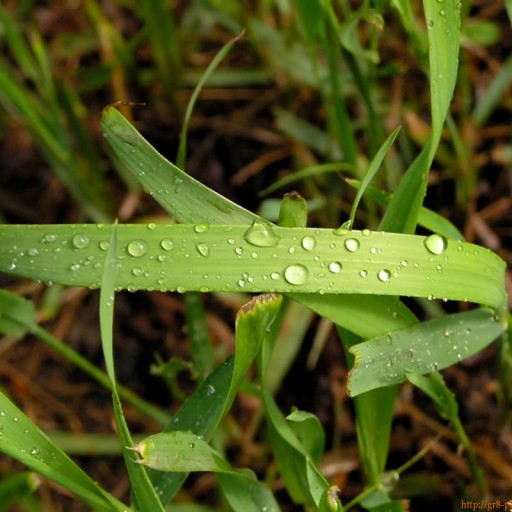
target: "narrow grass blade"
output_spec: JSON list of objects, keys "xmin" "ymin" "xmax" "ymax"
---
[
  {"xmin": 99, "ymin": 224, "xmax": 165, "ymax": 511},
  {"xmin": 0, "ymin": 289, "xmax": 170, "ymax": 425},
  {"xmin": 0, "ymin": 472, "xmax": 40, "ymax": 512},
  {"xmin": 176, "ymin": 32, "xmax": 242, "ymax": 169},
  {"xmin": 0, "ymin": 224, "xmax": 505, "ymax": 312},
  {"xmin": 0, "ymin": 391, "xmax": 129, "ymax": 511},
  {"xmin": 381, "ymin": 0, "xmax": 461, "ymax": 233},
  {"xmin": 347, "ymin": 127, "xmax": 400, "ymax": 229},
  {"xmin": 406, "ymin": 372, "xmax": 485, "ymax": 492},
  {"xmin": 348, "ymin": 309, "xmax": 506, "ymax": 396},
  {"xmin": 344, "ymin": 179, "xmax": 464, "ymax": 240}
]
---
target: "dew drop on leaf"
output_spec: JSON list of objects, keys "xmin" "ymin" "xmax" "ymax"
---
[
  {"xmin": 194, "ymin": 223, "xmax": 210, "ymax": 233},
  {"xmin": 72, "ymin": 234, "xmax": 89, "ymax": 249},
  {"xmin": 244, "ymin": 220, "xmax": 280, "ymax": 247},
  {"xmin": 424, "ymin": 234, "xmax": 447, "ymax": 255},
  {"xmin": 160, "ymin": 239, "xmax": 174, "ymax": 251},
  {"xmin": 301, "ymin": 235, "xmax": 316, "ymax": 251},
  {"xmin": 344, "ymin": 238, "xmax": 360, "ymax": 252},
  {"xmin": 377, "ymin": 269, "xmax": 392, "ymax": 282},
  {"xmin": 196, "ymin": 243, "xmax": 210, "ymax": 257},
  {"xmin": 99, "ymin": 240, "xmax": 109, "ymax": 251},
  {"xmin": 127, "ymin": 240, "xmax": 148, "ymax": 257},
  {"xmin": 284, "ymin": 264, "xmax": 309, "ymax": 285},
  {"xmin": 328, "ymin": 261, "xmax": 342, "ymax": 274}
]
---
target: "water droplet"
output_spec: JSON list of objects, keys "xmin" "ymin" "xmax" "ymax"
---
[
  {"xmin": 284, "ymin": 264, "xmax": 309, "ymax": 285},
  {"xmin": 28, "ymin": 248, "xmax": 39, "ymax": 256},
  {"xmin": 132, "ymin": 267, "xmax": 144, "ymax": 277},
  {"xmin": 205, "ymin": 385, "xmax": 215, "ymax": 396},
  {"xmin": 243, "ymin": 220, "xmax": 280, "ymax": 247},
  {"xmin": 189, "ymin": 442, "xmax": 195, "ymax": 449},
  {"xmin": 99, "ymin": 240, "xmax": 109, "ymax": 251},
  {"xmin": 401, "ymin": 259, "xmax": 408, "ymax": 267},
  {"xmin": 177, "ymin": 286, "xmax": 186, "ymax": 293},
  {"xmin": 194, "ymin": 223, "xmax": 210, "ymax": 233},
  {"xmin": 301, "ymin": 236, "xmax": 316, "ymax": 251},
  {"xmin": 30, "ymin": 448, "xmax": 40, "ymax": 456},
  {"xmin": 270, "ymin": 272, "xmax": 280, "ymax": 280},
  {"xmin": 196, "ymin": 243, "xmax": 210, "ymax": 257},
  {"xmin": 147, "ymin": 223, "xmax": 156, "ymax": 230},
  {"xmin": 359, "ymin": 270, "xmax": 368, "ymax": 278},
  {"xmin": 424, "ymin": 234, "xmax": 447, "ymax": 255},
  {"xmin": 362, "ymin": 229, "xmax": 370, "ymax": 236},
  {"xmin": 70, "ymin": 263, "xmax": 80, "ymax": 272},
  {"xmin": 41, "ymin": 234, "xmax": 56, "ymax": 243},
  {"xmin": 72, "ymin": 234, "xmax": 89, "ymax": 249},
  {"xmin": 127, "ymin": 240, "xmax": 148, "ymax": 257},
  {"xmin": 344, "ymin": 238, "xmax": 360, "ymax": 252},
  {"xmin": 328, "ymin": 261, "xmax": 342, "ymax": 274},
  {"xmin": 13, "ymin": 417, "xmax": 19, "ymax": 423},
  {"xmin": 234, "ymin": 247, "xmax": 243, "ymax": 256},
  {"xmin": 160, "ymin": 239, "xmax": 174, "ymax": 251},
  {"xmin": 377, "ymin": 269, "xmax": 392, "ymax": 282},
  {"xmin": 427, "ymin": 18, "xmax": 434, "ymax": 28}
]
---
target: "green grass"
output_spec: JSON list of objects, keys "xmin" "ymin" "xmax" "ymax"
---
[{"xmin": 0, "ymin": 1, "xmax": 510, "ymax": 510}]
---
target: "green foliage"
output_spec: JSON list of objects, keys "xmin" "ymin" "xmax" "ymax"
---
[{"xmin": 0, "ymin": 1, "xmax": 509, "ymax": 510}]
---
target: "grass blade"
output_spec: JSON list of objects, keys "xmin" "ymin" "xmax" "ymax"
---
[
  {"xmin": 348, "ymin": 308, "xmax": 506, "ymax": 395},
  {"xmin": 0, "ymin": 224, "xmax": 505, "ymax": 312},
  {"xmin": 99, "ymin": 224, "xmax": 165, "ymax": 511}
]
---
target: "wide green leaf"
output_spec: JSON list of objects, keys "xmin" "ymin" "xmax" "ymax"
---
[{"xmin": 0, "ymin": 224, "xmax": 505, "ymax": 311}]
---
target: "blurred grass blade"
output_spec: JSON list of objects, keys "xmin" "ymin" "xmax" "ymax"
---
[
  {"xmin": 348, "ymin": 309, "xmax": 506, "ymax": 396},
  {"xmin": 102, "ymin": 106, "xmax": 257, "ymax": 225},
  {"xmin": 0, "ymin": 224, "xmax": 505, "ymax": 312},
  {"xmin": 406, "ymin": 372, "xmax": 485, "ymax": 491},
  {"xmin": 99, "ymin": 224, "xmax": 165, "ymax": 511},
  {"xmin": 347, "ymin": 127, "xmax": 400, "ymax": 229},
  {"xmin": 177, "ymin": 32, "xmax": 242, "ymax": 169},
  {"xmin": 0, "ymin": 289, "xmax": 36, "ymax": 338},
  {"xmin": 0, "ymin": 289, "xmax": 170, "ymax": 425},
  {"xmin": 0, "ymin": 391, "xmax": 129, "ymax": 511},
  {"xmin": 0, "ymin": 472, "xmax": 40, "ymax": 512},
  {"xmin": 260, "ymin": 162, "xmax": 352, "ymax": 197},
  {"xmin": 381, "ymin": 0, "xmax": 461, "ymax": 234}
]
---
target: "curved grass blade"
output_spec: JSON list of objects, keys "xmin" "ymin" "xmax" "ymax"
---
[
  {"xmin": 102, "ymin": 106, "xmax": 257, "ymax": 225},
  {"xmin": 0, "ymin": 224, "xmax": 505, "ymax": 312},
  {"xmin": 348, "ymin": 308, "xmax": 506, "ymax": 396}
]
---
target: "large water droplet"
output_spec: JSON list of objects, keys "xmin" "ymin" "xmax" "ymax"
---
[
  {"xmin": 72, "ymin": 234, "xmax": 89, "ymax": 249},
  {"xmin": 127, "ymin": 240, "xmax": 148, "ymax": 257},
  {"xmin": 344, "ymin": 238, "xmax": 360, "ymax": 252},
  {"xmin": 301, "ymin": 236, "xmax": 316, "ymax": 251},
  {"xmin": 377, "ymin": 269, "xmax": 392, "ymax": 282},
  {"xmin": 284, "ymin": 264, "xmax": 309, "ymax": 285},
  {"xmin": 196, "ymin": 243, "xmax": 210, "ymax": 257},
  {"xmin": 424, "ymin": 234, "xmax": 447, "ymax": 255},
  {"xmin": 160, "ymin": 239, "xmax": 174, "ymax": 251},
  {"xmin": 244, "ymin": 220, "xmax": 280, "ymax": 247},
  {"xmin": 328, "ymin": 261, "xmax": 342, "ymax": 274}
]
